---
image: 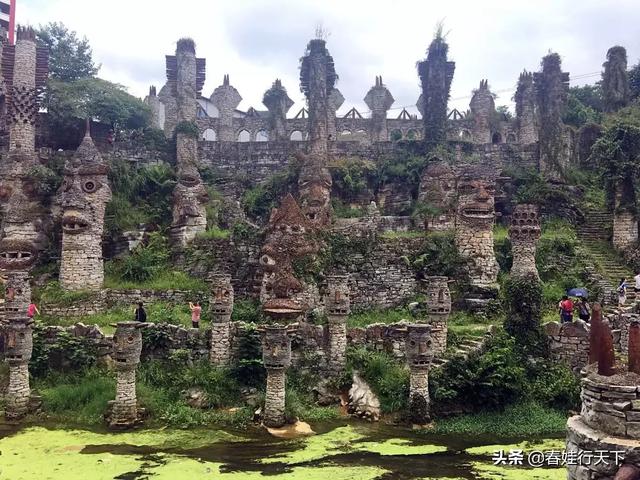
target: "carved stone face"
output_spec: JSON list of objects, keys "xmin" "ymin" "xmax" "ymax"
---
[
  {"xmin": 406, "ymin": 324, "xmax": 433, "ymax": 369},
  {"xmin": 58, "ymin": 164, "xmax": 111, "ymax": 236},
  {"xmin": 262, "ymin": 325, "xmax": 291, "ymax": 370},
  {"xmin": 298, "ymin": 163, "xmax": 332, "ymax": 227},
  {"xmin": 457, "ymin": 176, "xmax": 495, "ymax": 227},
  {"xmin": 422, "ymin": 276, "xmax": 451, "ymax": 315},
  {"xmin": 172, "ymin": 178, "xmax": 208, "ymax": 227},
  {"xmin": 509, "ymin": 204, "xmax": 541, "ymax": 242},
  {"xmin": 3, "ymin": 272, "xmax": 30, "ymax": 318},
  {"xmin": 4, "ymin": 321, "xmax": 33, "ymax": 364},
  {"xmin": 326, "ymin": 275, "xmax": 350, "ymax": 317},
  {"xmin": 419, "ymin": 163, "xmax": 456, "ymax": 212},
  {"xmin": 210, "ymin": 274, "xmax": 233, "ymax": 321},
  {"xmin": 112, "ymin": 323, "xmax": 143, "ymax": 368}
]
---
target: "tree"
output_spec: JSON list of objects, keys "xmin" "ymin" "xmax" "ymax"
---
[
  {"xmin": 503, "ymin": 273, "xmax": 547, "ymax": 356},
  {"xmin": 37, "ymin": 22, "xmax": 99, "ymax": 81}
]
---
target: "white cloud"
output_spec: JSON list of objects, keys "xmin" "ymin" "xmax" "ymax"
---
[{"xmin": 19, "ymin": 0, "xmax": 640, "ymax": 116}]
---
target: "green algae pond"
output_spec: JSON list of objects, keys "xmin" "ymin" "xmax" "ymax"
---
[{"xmin": 0, "ymin": 420, "xmax": 566, "ymax": 479}]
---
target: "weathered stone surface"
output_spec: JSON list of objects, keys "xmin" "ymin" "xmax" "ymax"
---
[{"xmin": 348, "ymin": 371, "xmax": 380, "ymax": 421}]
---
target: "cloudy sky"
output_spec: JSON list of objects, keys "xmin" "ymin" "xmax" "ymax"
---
[{"xmin": 21, "ymin": 0, "xmax": 640, "ymax": 117}]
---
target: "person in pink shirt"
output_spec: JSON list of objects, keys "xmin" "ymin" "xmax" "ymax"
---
[
  {"xmin": 189, "ymin": 301, "xmax": 202, "ymax": 329},
  {"xmin": 27, "ymin": 302, "xmax": 40, "ymax": 318}
]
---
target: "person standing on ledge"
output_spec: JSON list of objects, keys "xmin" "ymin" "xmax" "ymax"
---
[
  {"xmin": 189, "ymin": 301, "xmax": 202, "ymax": 329},
  {"xmin": 618, "ymin": 277, "xmax": 628, "ymax": 307},
  {"xmin": 134, "ymin": 302, "xmax": 147, "ymax": 322},
  {"xmin": 27, "ymin": 302, "xmax": 40, "ymax": 319}
]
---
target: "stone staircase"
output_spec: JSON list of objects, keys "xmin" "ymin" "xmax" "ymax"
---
[
  {"xmin": 577, "ymin": 208, "xmax": 636, "ymax": 307},
  {"xmin": 432, "ymin": 327, "xmax": 493, "ymax": 369}
]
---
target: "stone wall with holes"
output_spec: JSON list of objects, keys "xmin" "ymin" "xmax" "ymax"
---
[{"xmin": 544, "ymin": 320, "xmax": 590, "ymax": 372}]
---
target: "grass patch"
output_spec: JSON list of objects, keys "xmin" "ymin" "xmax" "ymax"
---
[
  {"xmin": 347, "ymin": 308, "xmax": 412, "ymax": 328},
  {"xmin": 379, "ymin": 230, "xmax": 425, "ymax": 240},
  {"xmin": 428, "ymin": 402, "xmax": 567, "ymax": 436},
  {"xmin": 196, "ymin": 226, "xmax": 231, "ymax": 240},
  {"xmin": 36, "ymin": 281, "xmax": 98, "ymax": 306},
  {"xmin": 493, "ymin": 224, "xmax": 508, "ymax": 242},
  {"xmin": 104, "ymin": 269, "xmax": 207, "ymax": 291}
]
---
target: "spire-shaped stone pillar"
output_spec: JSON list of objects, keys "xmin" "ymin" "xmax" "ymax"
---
[
  {"xmin": 108, "ymin": 322, "xmax": 145, "ymax": 429},
  {"xmin": 514, "ymin": 71, "xmax": 537, "ymax": 144},
  {"xmin": 209, "ymin": 273, "xmax": 234, "ymax": 365},
  {"xmin": 327, "ymin": 88, "xmax": 344, "ymax": 141},
  {"xmin": 509, "ymin": 204, "xmax": 541, "ymax": 278},
  {"xmin": 405, "ymin": 324, "xmax": 433, "ymax": 425},
  {"xmin": 422, "ymin": 276, "xmax": 451, "ymax": 355},
  {"xmin": 168, "ymin": 39, "xmax": 208, "ymax": 247},
  {"xmin": 469, "ymin": 80, "xmax": 495, "ymax": 144},
  {"xmin": 325, "ymin": 275, "xmax": 350, "ymax": 373},
  {"xmin": 211, "ymin": 75, "xmax": 242, "ymax": 142},
  {"xmin": 57, "ymin": 122, "xmax": 111, "ymax": 291},
  {"xmin": 364, "ymin": 76, "xmax": 394, "ymax": 142},
  {"xmin": 9, "ymin": 26, "xmax": 38, "ymax": 153},
  {"xmin": 261, "ymin": 325, "xmax": 291, "ymax": 428},
  {"xmin": 144, "ymin": 85, "xmax": 164, "ymax": 130},
  {"xmin": 263, "ymin": 79, "xmax": 294, "ymax": 141}
]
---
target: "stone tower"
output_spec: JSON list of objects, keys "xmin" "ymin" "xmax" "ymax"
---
[
  {"xmin": 325, "ymin": 275, "xmax": 350, "ymax": 373},
  {"xmin": 509, "ymin": 204, "xmax": 541, "ymax": 279},
  {"xmin": 469, "ymin": 80, "xmax": 495, "ymax": 144},
  {"xmin": 263, "ymin": 79, "xmax": 294, "ymax": 141},
  {"xmin": 57, "ymin": 122, "xmax": 111, "ymax": 291},
  {"xmin": 3, "ymin": 270, "xmax": 34, "ymax": 421},
  {"xmin": 602, "ymin": 46, "xmax": 630, "ymax": 113},
  {"xmin": 454, "ymin": 165, "xmax": 499, "ymax": 293},
  {"xmin": 166, "ymin": 39, "xmax": 208, "ymax": 247},
  {"xmin": 417, "ymin": 162, "xmax": 457, "ymax": 231},
  {"xmin": 211, "ymin": 75, "xmax": 242, "ymax": 142},
  {"xmin": 0, "ymin": 25, "xmax": 49, "ymax": 269},
  {"xmin": 417, "ymin": 30, "xmax": 455, "ymax": 144},
  {"xmin": 144, "ymin": 86, "xmax": 164, "ymax": 130},
  {"xmin": 297, "ymin": 37, "xmax": 337, "ymax": 227},
  {"xmin": 108, "ymin": 322, "xmax": 145, "ymax": 429},
  {"xmin": 364, "ymin": 76, "xmax": 394, "ymax": 142},
  {"xmin": 514, "ymin": 71, "xmax": 537, "ymax": 144},
  {"xmin": 534, "ymin": 53, "xmax": 569, "ymax": 178},
  {"xmin": 421, "ymin": 276, "xmax": 451, "ymax": 355},
  {"xmin": 209, "ymin": 273, "xmax": 234, "ymax": 365},
  {"xmin": 405, "ymin": 324, "xmax": 433, "ymax": 425},
  {"xmin": 327, "ymin": 88, "xmax": 345, "ymax": 141},
  {"xmin": 261, "ymin": 324, "xmax": 292, "ymax": 428},
  {"xmin": 612, "ymin": 178, "xmax": 639, "ymax": 250}
]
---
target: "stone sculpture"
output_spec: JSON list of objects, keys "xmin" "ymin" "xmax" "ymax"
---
[
  {"xmin": 209, "ymin": 273, "xmax": 234, "ymax": 365},
  {"xmin": 405, "ymin": 324, "xmax": 433, "ymax": 424},
  {"xmin": 364, "ymin": 76, "xmax": 394, "ymax": 142},
  {"xmin": 263, "ymin": 79, "xmax": 294, "ymax": 141},
  {"xmin": 325, "ymin": 274, "xmax": 350, "ymax": 373},
  {"xmin": 508, "ymin": 204, "xmax": 541, "ymax": 279},
  {"xmin": 261, "ymin": 324, "xmax": 292, "ymax": 428},
  {"xmin": 514, "ymin": 71, "xmax": 537, "ymax": 144},
  {"xmin": 417, "ymin": 162, "xmax": 457, "ymax": 231},
  {"xmin": 421, "ymin": 276, "xmax": 451, "ymax": 354},
  {"xmin": 469, "ymin": 80, "xmax": 495, "ymax": 144}
]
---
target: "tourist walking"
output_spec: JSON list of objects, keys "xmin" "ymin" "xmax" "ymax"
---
[
  {"xmin": 134, "ymin": 302, "xmax": 147, "ymax": 322},
  {"xmin": 575, "ymin": 297, "xmax": 591, "ymax": 322},
  {"xmin": 27, "ymin": 302, "xmax": 40, "ymax": 319},
  {"xmin": 189, "ymin": 301, "xmax": 202, "ymax": 329},
  {"xmin": 559, "ymin": 295, "xmax": 574, "ymax": 323},
  {"xmin": 618, "ymin": 278, "xmax": 628, "ymax": 307}
]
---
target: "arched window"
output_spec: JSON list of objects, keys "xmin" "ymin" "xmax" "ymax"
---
[
  {"xmin": 256, "ymin": 130, "xmax": 269, "ymax": 142},
  {"xmin": 390, "ymin": 129, "xmax": 402, "ymax": 142},
  {"xmin": 237, "ymin": 129, "xmax": 251, "ymax": 142},
  {"xmin": 492, "ymin": 132, "xmax": 503, "ymax": 144},
  {"xmin": 202, "ymin": 128, "xmax": 217, "ymax": 141},
  {"xmin": 506, "ymin": 133, "xmax": 516, "ymax": 143},
  {"xmin": 290, "ymin": 130, "xmax": 303, "ymax": 141},
  {"xmin": 406, "ymin": 129, "xmax": 417, "ymax": 140},
  {"xmin": 459, "ymin": 129, "xmax": 472, "ymax": 141},
  {"xmin": 339, "ymin": 129, "xmax": 352, "ymax": 138}
]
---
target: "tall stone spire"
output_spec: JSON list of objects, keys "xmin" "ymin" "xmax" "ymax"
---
[
  {"xmin": 263, "ymin": 79, "xmax": 294, "ymax": 141},
  {"xmin": 57, "ymin": 121, "xmax": 112, "ymax": 291},
  {"xmin": 469, "ymin": 79, "xmax": 495, "ymax": 144},
  {"xmin": 602, "ymin": 45, "xmax": 630, "ymax": 113},
  {"xmin": 364, "ymin": 76, "xmax": 394, "ymax": 142},
  {"xmin": 514, "ymin": 71, "xmax": 537, "ymax": 144},
  {"xmin": 417, "ymin": 28, "xmax": 455, "ymax": 144},
  {"xmin": 211, "ymin": 75, "xmax": 242, "ymax": 142}
]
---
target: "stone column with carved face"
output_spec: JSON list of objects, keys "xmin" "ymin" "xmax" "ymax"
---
[
  {"xmin": 108, "ymin": 322, "xmax": 145, "ymax": 429},
  {"xmin": 405, "ymin": 324, "xmax": 433, "ymax": 425},
  {"xmin": 325, "ymin": 275, "xmax": 350, "ymax": 373},
  {"xmin": 261, "ymin": 324, "xmax": 292, "ymax": 428},
  {"xmin": 57, "ymin": 126, "xmax": 111, "ymax": 291},
  {"xmin": 209, "ymin": 273, "xmax": 234, "ymax": 365},
  {"xmin": 4, "ymin": 310, "xmax": 33, "ymax": 420},
  {"xmin": 509, "ymin": 204, "xmax": 541, "ymax": 279},
  {"xmin": 469, "ymin": 80, "xmax": 495, "ymax": 144},
  {"xmin": 170, "ymin": 163, "xmax": 209, "ymax": 247},
  {"xmin": 454, "ymin": 166, "xmax": 499, "ymax": 292},
  {"xmin": 421, "ymin": 276, "xmax": 451, "ymax": 355},
  {"xmin": 417, "ymin": 162, "xmax": 457, "ymax": 231}
]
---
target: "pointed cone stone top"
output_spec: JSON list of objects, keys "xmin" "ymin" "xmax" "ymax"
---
[
  {"xmin": 67, "ymin": 120, "xmax": 108, "ymax": 173},
  {"xmin": 263, "ymin": 79, "xmax": 294, "ymax": 113},
  {"xmin": 211, "ymin": 74, "xmax": 242, "ymax": 109},
  {"xmin": 267, "ymin": 193, "xmax": 310, "ymax": 231},
  {"xmin": 364, "ymin": 76, "xmax": 394, "ymax": 112}
]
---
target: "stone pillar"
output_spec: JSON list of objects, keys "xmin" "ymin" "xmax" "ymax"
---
[
  {"xmin": 261, "ymin": 325, "xmax": 291, "ymax": 428},
  {"xmin": 9, "ymin": 26, "xmax": 37, "ymax": 153},
  {"xmin": 209, "ymin": 273, "xmax": 234, "ymax": 365},
  {"xmin": 469, "ymin": 80, "xmax": 495, "ymax": 144},
  {"xmin": 263, "ymin": 79, "xmax": 294, "ymax": 141},
  {"xmin": 509, "ymin": 204, "xmax": 541, "ymax": 278},
  {"xmin": 325, "ymin": 275, "xmax": 350, "ymax": 373},
  {"xmin": 57, "ymin": 124, "xmax": 111, "ymax": 291},
  {"xmin": 514, "ymin": 71, "xmax": 537, "ymax": 144},
  {"xmin": 417, "ymin": 162, "xmax": 456, "ymax": 231},
  {"xmin": 210, "ymin": 75, "xmax": 242, "ymax": 142},
  {"xmin": 327, "ymin": 88, "xmax": 344, "ymax": 142},
  {"xmin": 405, "ymin": 324, "xmax": 433, "ymax": 425},
  {"xmin": 144, "ymin": 86, "xmax": 164, "ymax": 130},
  {"xmin": 175, "ymin": 39, "xmax": 197, "ymax": 123},
  {"xmin": 454, "ymin": 166, "xmax": 499, "ymax": 293},
  {"xmin": 364, "ymin": 76, "xmax": 394, "ymax": 142},
  {"xmin": 2, "ymin": 270, "xmax": 31, "ymax": 319},
  {"xmin": 4, "ymin": 318, "xmax": 33, "ymax": 420},
  {"xmin": 613, "ymin": 211, "xmax": 638, "ymax": 250},
  {"xmin": 108, "ymin": 322, "xmax": 144, "ymax": 429},
  {"xmin": 421, "ymin": 276, "xmax": 451, "ymax": 355}
]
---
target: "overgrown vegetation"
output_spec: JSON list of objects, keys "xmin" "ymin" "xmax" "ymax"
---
[
  {"xmin": 242, "ymin": 165, "xmax": 299, "ymax": 221},
  {"xmin": 503, "ymin": 273, "xmax": 546, "ymax": 355}
]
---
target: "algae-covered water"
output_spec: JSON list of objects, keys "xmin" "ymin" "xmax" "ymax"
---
[{"xmin": 0, "ymin": 421, "xmax": 565, "ymax": 479}]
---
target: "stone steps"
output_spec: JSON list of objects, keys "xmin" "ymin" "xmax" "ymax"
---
[{"xmin": 433, "ymin": 328, "xmax": 493, "ymax": 370}]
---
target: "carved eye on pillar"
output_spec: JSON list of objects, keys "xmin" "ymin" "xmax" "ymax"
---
[
  {"xmin": 223, "ymin": 290, "xmax": 230, "ymax": 298},
  {"xmin": 127, "ymin": 336, "xmax": 134, "ymax": 343},
  {"xmin": 82, "ymin": 180, "xmax": 99, "ymax": 193},
  {"xmin": 0, "ymin": 184, "xmax": 13, "ymax": 201},
  {"xmin": 410, "ymin": 340, "xmax": 416, "ymax": 346}
]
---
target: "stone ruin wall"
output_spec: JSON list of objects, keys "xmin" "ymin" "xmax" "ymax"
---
[{"xmin": 544, "ymin": 320, "xmax": 590, "ymax": 372}]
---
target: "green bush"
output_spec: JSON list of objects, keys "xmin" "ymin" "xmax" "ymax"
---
[
  {"xmin": 329, "ymin": 157, "xmax": 378, "ymax": 201},
  {"xmin": 241, "ymin": 166, "xmax": 298, "ymax": 220},
  {"xmin": 411, "ymin": 231, "xmax": 468, "ymax": 281},
  {"xmin": 503, "ymin": 273, "xmax": 547, "ymax": 355},
  {"xmin": 107, "ymin": 232, "xmax": 170, "ymax": 282},
  {"xmin": 528, "ymin": 361, "xmax": 580, "ymax": 410},
  {"xmin": 31, "ymin": 325, "xmax": 98, "ymax": 377},
  {"xmin": 174, "ymin": 120, "xmax": 200, "ymax": 138}
]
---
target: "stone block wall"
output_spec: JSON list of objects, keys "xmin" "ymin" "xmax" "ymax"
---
[
  {"xmin": 580, "ymin": 377, "xmax": 640, "ymax": 438},
  {"xmin": 544, "ymin": 320, "xmax": 590, "ymax": 371}
]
